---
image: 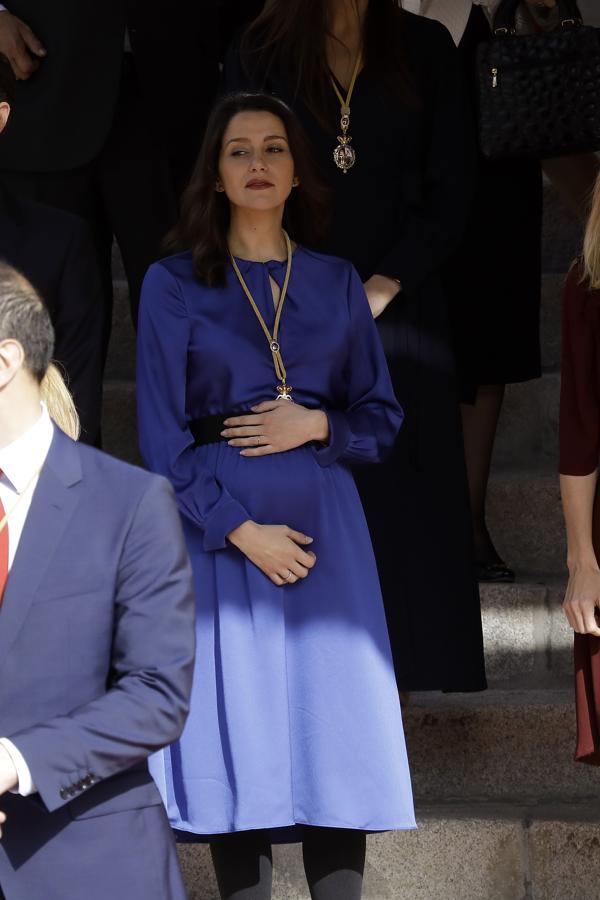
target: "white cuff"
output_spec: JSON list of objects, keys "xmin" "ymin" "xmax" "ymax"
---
[
  {"xmin": 0, "ymin": 7, "xmax": 8, "ymax": 13},
  {"xmin": 0, "ymin": 738, "xmax": 36, "ymax": 796}
]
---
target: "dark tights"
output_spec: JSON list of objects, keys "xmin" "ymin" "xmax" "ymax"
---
[{"xmin": 210, "ymin": 827, "xmax": 366, "ymax": 900}]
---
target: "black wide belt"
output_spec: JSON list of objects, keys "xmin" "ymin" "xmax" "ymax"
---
[{"xmin": 189, "ymin": 415, "xmax": 229, "ymax": 447}]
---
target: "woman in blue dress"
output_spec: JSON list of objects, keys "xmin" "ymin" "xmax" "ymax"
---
[{"xmin": 136, "ymin": 92, "xmax": 415, "ymax": 900}]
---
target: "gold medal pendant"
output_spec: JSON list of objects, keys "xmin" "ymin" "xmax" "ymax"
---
[
  {"xmin": 333, "ymin": 113, "xmax": 356, "ymax": 174},
  {"xmin": 276, "ymin": 383, "xmax": 293, "ymax": 401},
  {"xmin": 330, "ymin": 52, "xmax": 362, "ymax": 175}
]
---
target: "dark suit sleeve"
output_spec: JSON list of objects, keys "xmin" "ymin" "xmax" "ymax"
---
[
  {"xmin": 375, "ymin": 23, "xmax": 475, "ymax": 293},
  {"xmin": 7, "ymin": 475, "xmax": 195, "ymax": 814},
  {"xmin": 52, "ymin": 217, "xmax": 104, "ymax": 445}
]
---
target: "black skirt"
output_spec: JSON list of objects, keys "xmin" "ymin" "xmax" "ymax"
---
[
  {"xmin": 355, "ymin": 284, "xmax": 487, "ymax": 693},
  {"xmin": 444, "ymin": 5, "xmax": 543, "ymax": 402}
]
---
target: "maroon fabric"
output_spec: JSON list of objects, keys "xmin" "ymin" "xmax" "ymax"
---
[
  {"xmin": 574, "ymin": 634, "xmax": 600, "ymax": 764},
  {"xmin": 559, "ymin": 261, "xmax": 600, "ymax": 764}
]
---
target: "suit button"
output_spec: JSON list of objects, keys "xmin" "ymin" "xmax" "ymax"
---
[{"xmin": 60, "ymin": 788, "xmax": 69, "ymax": 800}]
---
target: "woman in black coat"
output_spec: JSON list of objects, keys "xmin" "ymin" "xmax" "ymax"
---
[{"xmin": 225, "ymin": 0, "xmax": 486, "ymax": 693}]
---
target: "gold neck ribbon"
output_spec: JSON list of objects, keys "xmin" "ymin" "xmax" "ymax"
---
[{"xmin": 229, "ymin": 231, "xmax": 294, "ymax": 401}]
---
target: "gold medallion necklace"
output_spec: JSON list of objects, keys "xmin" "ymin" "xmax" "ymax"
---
[
  {"xmin": 331, "ymin": 51, "xmax": 363, "ymax": 174},
  {"xmin": 229, "ymin": 231, "xmax": 294, "ymax": 401}
]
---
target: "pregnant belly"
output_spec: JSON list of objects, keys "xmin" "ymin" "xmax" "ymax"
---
[{"xmin": 200, "ymin": 441, "xmax": 355, "ymax": 532}]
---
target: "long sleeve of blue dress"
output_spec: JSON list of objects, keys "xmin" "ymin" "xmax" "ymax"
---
[
  {"xmin": 313, "ymin": 264, "xmax": 403, "ymax": 467},
  {"xmin": 137, "ymin": 263, "xmax": 251, "ymax": 552}
]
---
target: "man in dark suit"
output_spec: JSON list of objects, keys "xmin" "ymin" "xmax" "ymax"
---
[
  {"xmin": 0, "ymin": 65, "xmax": 103, "ymax": 445},
  {"xmin": 0, "ymin": 1, "xmax": 219, "ymax": 335},
  {"xmin": 0, "ymin": 261, "xmax": 195, "ymax": 900}
]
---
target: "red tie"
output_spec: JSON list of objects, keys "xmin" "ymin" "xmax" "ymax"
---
[{"xmin": 0, "ymin": 478, "xmax": 8, "ymax": 606}]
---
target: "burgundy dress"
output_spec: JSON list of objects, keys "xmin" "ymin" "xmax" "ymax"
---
[{"xmin": 559, "ymin": 260, "xmax": 600, "ymax": 764}]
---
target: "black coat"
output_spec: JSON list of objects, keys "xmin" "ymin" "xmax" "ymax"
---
[
  {"xmin": 0, "ymin": 187, "xmax": 103, "ymax": 444},
  {"xmin": 226, "ymin": 10, "xmax": 474, "ymax": 469},
  {"xmin": 225, "ymin": 10, "xmax": 486, "ymax": 693},
  {"xmin": 0, "ymin": 1, "xmax": 219, "ymax": 174}
]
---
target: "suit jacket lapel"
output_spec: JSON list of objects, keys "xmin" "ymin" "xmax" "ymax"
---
[{"xmin": 0, "ymin": 427, "xmax": 82, "ymax": 673}]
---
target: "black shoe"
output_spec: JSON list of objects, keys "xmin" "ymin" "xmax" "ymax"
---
[{"xmin": 477, "ymin": 560, "xmax": 515, "ymax": 583}]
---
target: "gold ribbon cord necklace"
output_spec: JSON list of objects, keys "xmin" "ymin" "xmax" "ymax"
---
[
  {"xmin": 331, "ymin": 50, "xmax": 363, "ymax": 174},
  {"xmin": 229, "ymin": 230, "xmax": 294, "ymax": 401}
]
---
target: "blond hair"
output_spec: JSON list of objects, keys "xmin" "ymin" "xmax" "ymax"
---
[
  {"xmin": 583, "ymin": 173, "xmax": 600, "ymax": 289},
  {"xmin": 40, "ymin": 363, "xmax": 81, "ymax": 441},
  {"xmin": 0, "ymin": 262, "xmax": 80, "ymax": 440}
]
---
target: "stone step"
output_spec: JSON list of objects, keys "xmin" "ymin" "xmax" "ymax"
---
[
  {"xmin": 481, "ymin": 578, "xmax": 570, "ymax": 689},
  {"xmin": 487, "ymin": 468, "xmax": 564, "ymax": 576},
  {"xmin": 177, "ymin": 801, "xmax": 600, "ymax": 900},
  {"xmin": 403, "ymin": 690, "xmax": 597, "ymax": 804}
]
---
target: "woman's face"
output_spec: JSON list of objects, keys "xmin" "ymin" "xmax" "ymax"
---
[{"xmin": 218, "ymin": 111, "xmax": 296, "ymax": 214}]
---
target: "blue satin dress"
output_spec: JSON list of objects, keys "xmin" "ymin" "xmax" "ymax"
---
[{"xmin": 136, "ymin": 245, "xmax": 415, "ymax": 837}]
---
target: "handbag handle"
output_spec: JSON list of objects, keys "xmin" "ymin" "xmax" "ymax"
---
[{"xmin": 493, "ymin": 0, "xmax": 582, "ymax": 34}]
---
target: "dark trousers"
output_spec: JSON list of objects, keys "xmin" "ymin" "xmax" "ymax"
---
[
  {"xmin": 210, "ymin": 827, "xmax": 366, "ymax": 900},
  {"xmin": 0, "ymin": 55, "xmax": 177, "ymax": 352}
]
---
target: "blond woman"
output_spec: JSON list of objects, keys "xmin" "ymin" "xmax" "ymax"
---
[
  {"xmin": 40, "ymin": 363, "xmax": 80, "ymax": 440},
  {"xmin": 560, "ymin": 174, "xmax": 600, "ymax": 764}
]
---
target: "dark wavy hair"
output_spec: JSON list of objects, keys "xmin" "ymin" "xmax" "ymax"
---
[
  {"xmin": 165, "ymin": 92, "xmax": 330, "ymax": 287},
  {"xmin": 239, "ymin": 0, "xmax": 415, "ymax": 130}
]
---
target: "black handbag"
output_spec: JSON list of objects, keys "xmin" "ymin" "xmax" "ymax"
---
[{"xmin": 477, "ymin": 0, "xmax": 600, "ymax": 160}]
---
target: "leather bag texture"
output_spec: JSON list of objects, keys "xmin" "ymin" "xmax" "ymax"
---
[{"xmin": 477, "ymin": 0, "xmax": 600, "ymax": 160}]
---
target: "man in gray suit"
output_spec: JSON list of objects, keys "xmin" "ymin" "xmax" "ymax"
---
[{"xmin": 0, "ymin": 262, "xmax": 195, "ymax": 900}]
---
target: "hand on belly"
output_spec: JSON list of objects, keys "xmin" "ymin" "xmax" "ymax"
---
[{"xmin": 221, "ymin": 401, "xmax": 330, "ymax": 457}]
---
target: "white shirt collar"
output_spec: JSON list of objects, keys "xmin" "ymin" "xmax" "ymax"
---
[{"xmin": 0, "ymin": 403, "xmax": 54, "ymax": 493}]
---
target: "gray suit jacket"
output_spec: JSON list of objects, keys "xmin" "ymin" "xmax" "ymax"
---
[{"xmin": 0, "ymin": 427, "xmax": 195, "ymax": 900}]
